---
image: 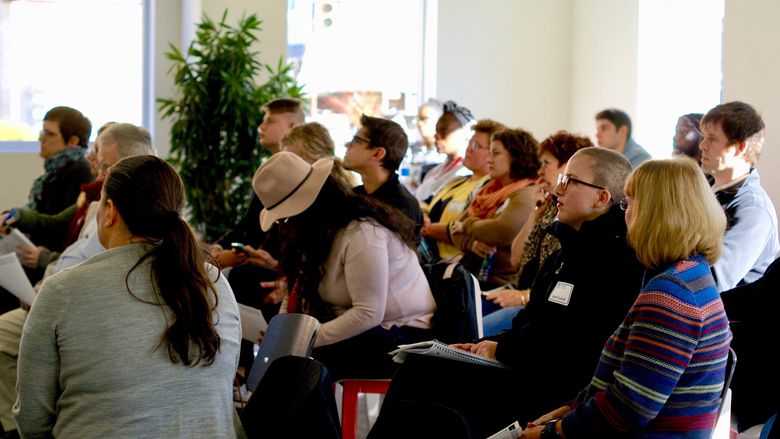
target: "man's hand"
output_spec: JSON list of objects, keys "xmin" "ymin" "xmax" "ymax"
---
[
  {"xmin": 16, "ymin": 244, "xmax": 43, "ymax": 268},
  {"xmin": 260, "ymin": 278, "xmax": 287, "ymax": 304}
]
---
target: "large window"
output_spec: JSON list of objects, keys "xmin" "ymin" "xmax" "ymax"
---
[
  {"xmin": 0, "ymin": 0, "xmax": 144, "ymax": 150},
  {"xmin": 636, "ymin": 0, "xmax": 724, "ymax": 158},
  {"xmin": 287, "ymin": 0, "xmax": 430, "ymax": 157}
]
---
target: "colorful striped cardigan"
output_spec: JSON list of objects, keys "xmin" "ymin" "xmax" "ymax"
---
[{"xmin": 561, "ymin": 255, "xmax": 732, "ymax": 438}]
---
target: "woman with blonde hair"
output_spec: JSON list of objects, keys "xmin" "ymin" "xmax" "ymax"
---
[
  {"xmin": 281, "ymin": 121, "xmax": 355, "ymax": 188},
  {"xmin": 522, "ymin": 158, "xmax": 731, "ymax": 439}
]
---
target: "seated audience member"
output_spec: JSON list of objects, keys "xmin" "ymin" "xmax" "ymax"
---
[
  {"xmin": 721, "ymin": 256, "xmax": 780, "ymax": 431},
  {"xmin": 414, "ymin": 101, "xmax": 475, "ymax": 201},
  {"xmin": 344, "ymin": 115, "xmax": 423, "ymax": 232},
  {"xmin": 673, "ymin": 113, "xmax": 704, "ymax": 162},
  {"xmin": 0, "ymin": 123, "xmax": 135, "ymax": 275},
  {"xmin": 282, "ymin": 121, "xmax": 356, "ymax": 188},
  {"xmin": 420, "ymin": 119, "xmax": 506, "ymax": 263},
  {"xmin": 210, "ymin": 98, "xmax": 304, "ymax": 272},
  {"xmin": 0, "ymin": 123, "xmax": 155, "ymax": 437},
  {"xmin": 372, "ymin": 148, "xmax": 643, "ymax": 438},
  {"xmin": 20, "ymin": 107, "xmax": 93, "ymax": 223},
  {"xmin": 251, "ymin": 152, "xmax": 435, "ymax": 380},
  {"xmin": 448, "ymin": 128, "xmax": 539, "ymax": 293},
  {"xmin": 14, "ymin": 156, "xmax": 241, "ymax": 438},
  {"xmin": 595, "ymin": 107, "xmax": 651, "ymax": 167},
  {"xmin": 483, "ymin": 132, "xmax": 593, "ymax": 335},
  {"xmin": 699, "ymin": 101, "xmax": 778, "ymax": 290},
  {"xmin": 521, "ymin": 158, "xmax": 730, "ymax": 439}
]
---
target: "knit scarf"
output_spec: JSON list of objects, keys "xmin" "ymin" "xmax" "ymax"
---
[
  {"xmin": 27, "ymin": 147, "xmax": 86, "ymax": 210},
  {"xmin": 468, "ymin": 178, "xmax": 533, "ymax": 219}
]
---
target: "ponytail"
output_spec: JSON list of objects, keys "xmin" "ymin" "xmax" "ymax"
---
[{"xmin": 106, "ymin": 155, "xmax": 221, "ymax": 366}]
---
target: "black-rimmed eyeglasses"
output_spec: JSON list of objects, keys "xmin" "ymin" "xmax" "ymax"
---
[
  {"xmin": 347, "ymin": 135, "xmax": 371, "ymax": 146},
  {"xmin": 556, "ymin": 174, "xmax": 606, "ymax": 192},
  {"xmin": 619, "ymin": 198, "xmax": 629, "ymax": 211}
]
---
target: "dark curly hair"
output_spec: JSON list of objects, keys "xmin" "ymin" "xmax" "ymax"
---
[{"xmin": 491, "ymin": 128, "xmax": 541, "ymax": 180}]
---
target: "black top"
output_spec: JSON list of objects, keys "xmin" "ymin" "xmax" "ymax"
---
[
  {"xmin": 721, "ymin": 256, "xmax": 780, "ymax": 430},
  {"xmin": 354, "ymin": 173, "xmax": 423, "ymax": 237},
  {"xmin": 217, "ymin": 194, "xmax": 268, "ymax": 249},
  {"xmin": 492, "ymin": 205, "xmax": 648, "ymax": 409},
  {"xmin": 30, "ymin": 158, "xmax": 93, "ymax": 250}
]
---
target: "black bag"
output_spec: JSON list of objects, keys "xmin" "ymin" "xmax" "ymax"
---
[
  {"xmin": 422, "ymin": 262, "xmax": 481, "ymax": 344},
  {"xmin": 240, "ymin": 355, "xmax": 341, "ymax": 438}
]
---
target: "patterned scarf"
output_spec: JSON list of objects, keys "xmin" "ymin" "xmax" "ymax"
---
[
  {"xmin": 27, "ymin": 147, "xmax": 87, "ymax": 210},
  {"xmin": 468, "ymin": 178, "xmax": 534, "ymax": 219}
]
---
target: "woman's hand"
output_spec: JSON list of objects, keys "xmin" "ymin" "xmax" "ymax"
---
[
  {"xmin": 470, "ymin": 240, "xmax": 496, "ymax": 259},
  {"xmin": 243, "ymin": 245, "xmax": 280, "ymax": 271},
  {"xmin": 212, "ymin": 248, "xmax": 246, "ymax": 268},
  {"xmin": 0, "ymin": 212, "xmax": 16, "ymax": 235},
  {"xmin": 451, "ymin": 340, "xmax": 498, "ymax": 359},
  {"xmin": 530, "ymin": 405, "xmax": 573, "ymax": 427},
  {"xmin": 486, "ymin": 288, "xmax": 530, "ymax": 308}
]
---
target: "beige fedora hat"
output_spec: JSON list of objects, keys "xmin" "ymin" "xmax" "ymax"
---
[{"xmin": 253, "ymin": 151, "xmax": 334, "ymax": 231}]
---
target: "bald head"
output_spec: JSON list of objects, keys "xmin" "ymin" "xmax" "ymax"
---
[{"xmin": 574, "ymin": 147, "xmax": 633, "ymax": 203}]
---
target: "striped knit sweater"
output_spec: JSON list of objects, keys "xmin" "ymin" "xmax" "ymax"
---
[{"xmin": 561, "ymin": 255, "xmax": 732, "ymax": 438}]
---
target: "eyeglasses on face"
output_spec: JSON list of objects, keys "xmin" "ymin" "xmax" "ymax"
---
[
  {"xmin": 556, "ymin": 173, "xmax": 607, "ymax": 192},
  {"xmin": 619, "ymin": 198, "xmax": 630, "ymax": 211},
  {"xmin": 468, "ymin": 139, "xmax": 489, "ymax": 150},
  {"xmin": 347, "ymin": 135, "xmax": 371, "ymax": 146},
  {"xmin": 39, "ymin": 129, "xmax": 61, "ymax": 139}
]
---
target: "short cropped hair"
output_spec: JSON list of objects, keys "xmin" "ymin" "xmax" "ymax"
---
[
  {"xmin": 101, "ymin": 123, "xmax": 156, "ymax": 158},
  {"xmin": 44, "ymin": 106, "xmax": 92, "ymax": 148},
  {"xmin": 472, "ymin": 119, "xmax": 506, "ymax": 139},
  {"xmin": 625, "ymin": 158, "xmax": 726, "ymax": 269},
  {"xmin": 263, "ymin": 98, "xmax": 305, "ymax": 124},
  {"xmin": 491, "ymin": 128, "xmax": 540, "ymax": 180},
  {"xmin": 538, "ymin": 131, "xmax": 594, "ymax": 164},
  {"xmin": 596, "ymin": 108, "xmax": 632, "ymax": 140},
  {"xmin": 575, "ymin": 147, "xmax": 632, "ymax": 203},
  {"xmin": 360, "ymin": 114, "xmax": 409, "ymax": 171},
  {"xmin": 702, "ymin": 101, "xmax": 765, "ymax": 165}
]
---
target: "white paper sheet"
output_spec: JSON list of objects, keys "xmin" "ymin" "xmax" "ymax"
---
[
  {"xmin": 0, "ymin": 253, "xmax": 36, "ymax": 305},
  {"xmin": 238, "ymin": 303, "xmax": 269, "ymax": 343},
  {"xmin": 0, "ymin": 228, "xmax": 35, "ymax": 255}
]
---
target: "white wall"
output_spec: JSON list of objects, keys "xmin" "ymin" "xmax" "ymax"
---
[
  {"xmin": 570, "ymin": 0, "xmax": 639, "ymax": 142},
  {"xmin": 722, "ymin": 0, "xmax": 780, "ymax": 228},
  {"xmin": 0, "ymin": 153, "xmax": 41, "ymax": 209},
  {"xmin": 435, "ymin": 0, "xmax": 573, "ymax": 141}
]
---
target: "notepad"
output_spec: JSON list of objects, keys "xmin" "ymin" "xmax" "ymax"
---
[
  {"xmin": 389, "ymin": 339, "xmax": 508, "ymax": 369},
  {"xmin": 238, "ymin": 304, "xmax": 269, "ymax": 343},
  {"xmin": 0, "ymin": 228, "xmax": 35, "ymax": 255}
]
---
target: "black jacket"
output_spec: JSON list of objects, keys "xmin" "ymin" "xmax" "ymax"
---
[
  {"xmin": 355, "ymin": 173, "xmax": 423, "ymax": 237},
  {"xmin": 492, "ymin": 205, "xmax": 647, "ymax": 409}
]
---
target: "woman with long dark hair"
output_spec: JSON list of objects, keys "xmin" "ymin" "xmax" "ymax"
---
[
  {"xmin": 14, "ymin": 155, "xmax": 241, "ymax": 438},
  {"xmin": 252, "ymin": 152, "xmax": 435, "ymax": 380}
]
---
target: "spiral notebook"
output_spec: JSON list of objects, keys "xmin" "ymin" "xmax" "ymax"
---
[{"xmin": 389, "ymin": 339, "xmax": 508, "ymax": 369}]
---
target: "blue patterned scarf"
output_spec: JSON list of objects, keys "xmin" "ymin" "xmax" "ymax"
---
[{"xmin": 27, "ymin": 147, "xmax": 87, "ymax": 210}]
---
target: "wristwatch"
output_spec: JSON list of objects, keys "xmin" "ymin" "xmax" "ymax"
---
[{"xmin": 541, "ymin": 421, "xmax": 561, "ymax": 438}]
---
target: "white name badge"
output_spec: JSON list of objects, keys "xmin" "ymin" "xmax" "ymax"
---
[{"xmin": 548, "ymin": 281, "xmax": 574, "ymax": 306}]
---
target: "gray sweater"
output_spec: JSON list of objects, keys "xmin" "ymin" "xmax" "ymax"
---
[{"xmin": 14, "ymin": 243, "xmax": 241, "ymax": 438}]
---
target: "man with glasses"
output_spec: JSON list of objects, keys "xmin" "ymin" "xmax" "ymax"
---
[
  {"xmin": 375, "ymin": 147, "xmax": 646, "ymax": 437},
  {"xmin": 1, "ymin": 107, "xmax": 93, "ymax": 250},
  {"xmin": 344, "ymin": 115, "xmax": 423, "ymax": 235}
]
